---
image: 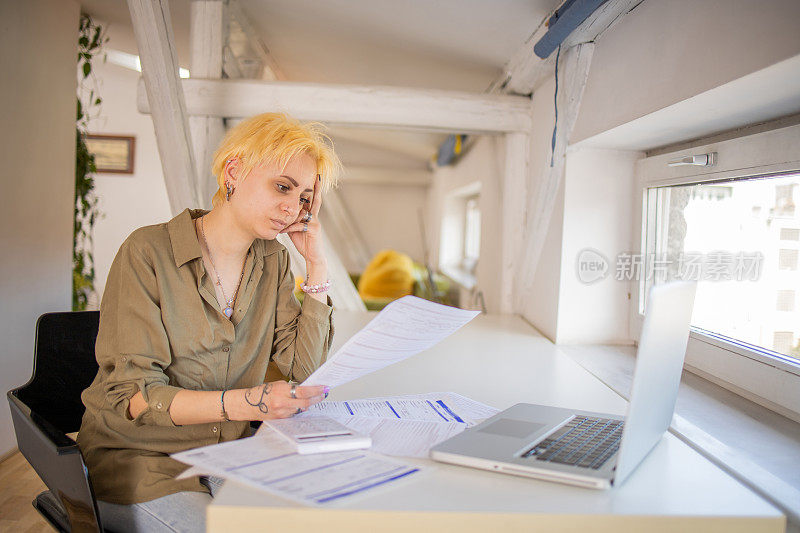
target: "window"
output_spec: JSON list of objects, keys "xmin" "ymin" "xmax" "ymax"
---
[
  {"xmin": 634, "ymin": 123, "xmax": 800, "ymax": 417},
  {"xmin": 776, "ymin": 290, "xmax": 795, "ymax": 312},
  {"xmin": 778, "ymin": 249, "xmax": 798, "ymax": 270},
  {"xmin": 643, "ymin": 173, "xmax": 800, "ymax": 362},
  {"xmin": 773, "ymin": 332, "xmax": 794, "ymax": 354},
  {"xmin": 439, "ymin": 182, "xmax": 481, "ymax": 288},
  {"xmin": 462, "ymin": 195, "xmax": 481, "ymax": 275},
  {"xmin": 774, "ymin": 184, "xmax": 796, "ymax": 217}
]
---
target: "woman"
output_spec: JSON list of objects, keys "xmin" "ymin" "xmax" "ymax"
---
[{"xmin": 77, "ymin": 113, "xmax": 341, "ymax": 532}]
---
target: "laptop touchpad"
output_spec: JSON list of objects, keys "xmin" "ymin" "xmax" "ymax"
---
[{"xmin": 479, "ymin": 419, "xmax": 545, "ymax": 439}]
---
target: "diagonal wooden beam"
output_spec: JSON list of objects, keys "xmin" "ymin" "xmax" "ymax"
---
[
  {"xmin": 494, "ymin": 0, "xmax": 643, "ymax": 95},
  {"xmin": 127, "ymin": 0, "xmax": 199, "ymax": 214},
  {"xmin": 136, "ymin": 78, "xmax": 533, "ymax": 134},
  {"xmin": 516, "ymin": 43, "xmax": 595, "ymax": 310}
]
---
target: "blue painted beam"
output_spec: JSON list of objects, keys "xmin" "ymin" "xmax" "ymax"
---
[{"xmin": 534, "ymin": 0, "xmax": 608, "ymax": 59}]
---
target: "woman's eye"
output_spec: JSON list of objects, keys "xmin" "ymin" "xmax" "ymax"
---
[
  {"xmin": 277, "ymin": 184, "xmax": 289, "ymax": 192},
  {"xmin": 300, "ymin": 197, "xmax": 311, "ymax": 205}
]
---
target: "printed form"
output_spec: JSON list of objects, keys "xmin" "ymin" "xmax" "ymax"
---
[
  {"xmin": 295, "ymin": 392, "xmax": 501, "ymax": 457},
  {"xmin": 303, "ymin": 296, "xmax": 480, "ymax": 388},
  {"xmin": 172, "ymin": 430, "xmax": 421, "ymax": 506}
]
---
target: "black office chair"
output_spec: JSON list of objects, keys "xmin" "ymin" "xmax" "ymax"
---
[{"xmin": 7, "ymin": 311, "xmax": 106, "ymax": 532}]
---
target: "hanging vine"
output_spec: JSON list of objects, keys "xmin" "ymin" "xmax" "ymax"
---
[{"xmin": 74, "ymin": 14, "xmax": 107, "ymax": 310}]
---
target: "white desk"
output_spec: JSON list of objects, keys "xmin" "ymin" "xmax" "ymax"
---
[{"xmin": 208, "ymin": 312, "xmax": 785, "ymax": 532}]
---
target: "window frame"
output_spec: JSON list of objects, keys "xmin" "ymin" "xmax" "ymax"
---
[
  {"xmin": 632, "ymin": 123, "xmax": 800, "ymax": 419},
  {"xmin": 439, "ymin": 181, "xmax": 481, "ymax": 289}
]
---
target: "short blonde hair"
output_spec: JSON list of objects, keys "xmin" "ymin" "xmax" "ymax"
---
[{"xmin": 210, "ymin": 113, "xmax": 342, "ymax": 207}]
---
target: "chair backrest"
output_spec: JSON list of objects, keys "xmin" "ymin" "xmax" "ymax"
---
[{"xmin": 7, "ymin": 311, "xmax": 104, "ymax": 531}]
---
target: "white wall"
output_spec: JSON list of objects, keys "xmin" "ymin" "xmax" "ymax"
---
[
  {"xmin": 555, "ymin": 148, "xmax": 642, "ymax": 344},
  {"xmin": 572, "ymin": 0, "xmax": 800, "ymax": 144},
  {"xmin": 90, "ymin": 36, "xmax": 172, "ymax": 300},
  {"xmin": 0, "ymin": 0, "xmax": 79, "ymax": 457},
  {"xmin": 429, "ymin": 136, "xmax": 505, "ymax": 313},
  {"xmin": 335, "ymin": 181, "xmax": 427, "ymax": 266}
]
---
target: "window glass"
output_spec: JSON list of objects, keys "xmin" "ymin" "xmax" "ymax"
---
[
  {"xmin": 462, "ymin": 195, "xmax": 481, "ymax": 274},
  {"xmin": 646, "ymin": 172, "xmax": 800, "ymax": 362}
]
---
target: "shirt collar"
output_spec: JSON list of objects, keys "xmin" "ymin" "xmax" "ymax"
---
[{"xmin": 167, "ymin": 208, "xmax": 284, "ymax": 268}]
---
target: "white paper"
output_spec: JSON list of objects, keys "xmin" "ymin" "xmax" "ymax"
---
[
  {"xmin": 331, "ymin": 417, "xmax": 466, "ymax": 458},
  {"xmin": 303, "ymin": 392, "xmax": 499, "ymax": 427},
  {"xmin": 303, "ymin": 296, "xmax": 479, "ymax": 388},
  {"xmin": 171, "ymin": 431, "xmax": 420, "ymax": 506}
]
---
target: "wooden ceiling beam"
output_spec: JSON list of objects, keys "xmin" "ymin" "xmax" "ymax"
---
[
  {"xmin": 494, "ymin": 0, "xmax": 643, "ymax": 95},
  {"xmin": 136, "ymin": 78, "xmax": 532, "ymax": 134}
]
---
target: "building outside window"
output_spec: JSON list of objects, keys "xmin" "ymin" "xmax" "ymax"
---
[{"xmin": 645, "ymin": 173, "xmax": 800, "ymax": 361}]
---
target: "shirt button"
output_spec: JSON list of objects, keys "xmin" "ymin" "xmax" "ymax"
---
[
  {"xmin": 222, "ymin": 346, "xmax": 230, "ymax": 352},
  {"xmin": 156, "ymin": 402, "xmax": 163, "ymax": 410},
  {"xmin": 121, "ymin": 356, "xmax": 127, "ymax": 362},
  {"xmin": 212, "ymin": 426, "xmax": 218, "ymax": 433}
]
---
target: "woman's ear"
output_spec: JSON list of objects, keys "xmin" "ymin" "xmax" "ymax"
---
[{"xmin": 224, "ymin": 158, "xmax": 240, "ymax": 187}]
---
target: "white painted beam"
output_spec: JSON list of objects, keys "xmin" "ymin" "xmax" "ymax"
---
[
  {"xmin": 496, "ymin": 0, "xmax": 643, "ymax": 95},
  {"xmin": 189, "ymin": 0, "xmax": 226, "ymax": 208},
  {"xmin": 127, "ymin": 0, "xmax": 198, "ymax": 214},
  {"xmin": 501, "ymin": 132, "xmax": 529, "ymax": 314},
  {"xmin": 517, "ymin": 44, "xmax": 595, "ymax": 310},
  {"xmin": 137, "ymin": 78, "xmax": 532, "ymax": 134}
]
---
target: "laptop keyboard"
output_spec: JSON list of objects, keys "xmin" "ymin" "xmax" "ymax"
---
[{"xmin": 521, "ymin": 416, "xmax": 624, "ymax": 470}]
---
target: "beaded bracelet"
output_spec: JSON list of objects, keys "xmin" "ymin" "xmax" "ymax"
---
[{"xmin": 301, "ymin": 279, "xmax": 331, "ymax": 294}]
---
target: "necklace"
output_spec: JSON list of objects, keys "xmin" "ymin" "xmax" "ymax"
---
[{"xmin": 199, "ymin": 216, "xmax": 247, "ymax": 319}]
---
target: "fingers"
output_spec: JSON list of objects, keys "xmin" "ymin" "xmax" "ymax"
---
[
  {"xmin": 293, "ymin": 385, "xmax": 328, "ymax": 399},
  {"xmin": 311, "ymin": 174, "xmax": 323, "ymax": 216},
  {"xmin": 281, "ymin": 221, "xmax": 308, "ymax": 234}
]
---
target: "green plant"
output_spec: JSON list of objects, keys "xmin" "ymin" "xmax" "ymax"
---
[{"xmin": 73, "ymin": 14, "xmax": 106, "ymax": 310}]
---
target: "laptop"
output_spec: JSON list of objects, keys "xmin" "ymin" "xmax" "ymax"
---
[{"xmin": 430, "ymin": 281, "xmax": 697, "ymax": 489}]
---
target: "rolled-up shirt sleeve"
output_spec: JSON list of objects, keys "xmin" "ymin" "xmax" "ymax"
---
[
  {"xmin": 270, "ymin": 250, "xmax": 334, "ymax": 382},
  {"xmin": 97, "ymin": 234, "xmax": 181, "ymax": 427}
]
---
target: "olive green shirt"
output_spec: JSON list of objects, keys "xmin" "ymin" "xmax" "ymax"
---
[{"xmin": 77, "ymin": 209, "xmax": 333, "ymax": 504}]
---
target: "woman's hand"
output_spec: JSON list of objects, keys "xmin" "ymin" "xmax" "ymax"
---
[
  {"xmin": 229, "ymin": 381, "xmax": 328, "ymax": 421},
  {"xmin": 283, "ymin": 175, "xmax": 326, "ymax": 267}
]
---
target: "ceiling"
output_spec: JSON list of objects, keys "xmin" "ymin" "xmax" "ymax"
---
[{"xmin": 79, "ymin": 0, "xmax": 558, "ymax": 172}]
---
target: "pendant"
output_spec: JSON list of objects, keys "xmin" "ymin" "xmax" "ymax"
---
[{"xmin": 223, "ymin": 306, "xmax": 233, "ymax": 318}]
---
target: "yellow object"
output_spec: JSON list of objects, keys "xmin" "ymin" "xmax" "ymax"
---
[{"xmin": 358, "ymin": 250, "xmax": 415, "ymax": 300}]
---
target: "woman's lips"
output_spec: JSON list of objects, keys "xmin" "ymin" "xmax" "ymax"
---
[{"xmin": 270, "ymin": 218, "xmax": 288, "ymax": 230}]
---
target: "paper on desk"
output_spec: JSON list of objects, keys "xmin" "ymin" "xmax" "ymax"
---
[
  {"xmin": 303, "ymin": 296, "xmax": 480, "ymax": 388},
  {"xmin": 331, "ymin": 417, "xmax": 466, "ymax": 458},
  {"xmin": 303, "ymin": 392, "xmax": 499, "ymax": 427},
  {"xmin": 171, "ymin": 431, "xmax": 421, "ymax": 506}
]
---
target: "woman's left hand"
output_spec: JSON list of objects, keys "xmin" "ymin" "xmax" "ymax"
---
[{"xmin": 282, "ymin": 175, "xmax": 326, "ymax": 266}]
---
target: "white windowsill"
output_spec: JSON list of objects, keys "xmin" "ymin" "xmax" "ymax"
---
[
  {"xmin": 558, "ymin": 344, "xmax": 800, "ymax": 530},
  {"xmin": 440, "ymin": 264, "xmax": 477, "ymax": 290}
]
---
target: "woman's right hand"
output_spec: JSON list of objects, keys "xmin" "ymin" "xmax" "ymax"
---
[{"xmin": 231, "ymin": 381, "xmax": 328, "ymax": 421}]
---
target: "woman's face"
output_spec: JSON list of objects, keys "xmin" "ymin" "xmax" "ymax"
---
[{"xmin": 229, "ymin": 154, "xmax": 317, "ymax": 240}]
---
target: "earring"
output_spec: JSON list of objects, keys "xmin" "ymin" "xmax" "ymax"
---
[{"xmin": 225, "ymin": 182, "xmax": 234, "ymax": 201}]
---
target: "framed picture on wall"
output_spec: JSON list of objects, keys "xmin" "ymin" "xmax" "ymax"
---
[{"xmin": 85, "ymin": 134, "xmax": 135, "ymax": 174}]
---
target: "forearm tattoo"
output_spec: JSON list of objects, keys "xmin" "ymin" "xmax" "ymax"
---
[{"xmin": 245, "ymin": 383, "xmax": 272, "ymax": 414}]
